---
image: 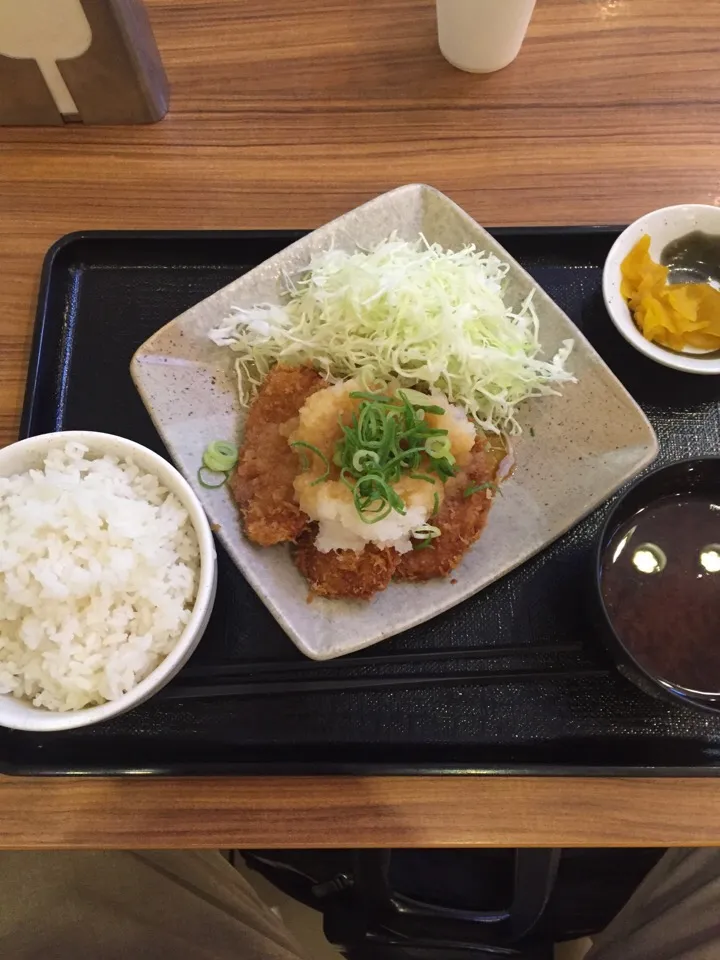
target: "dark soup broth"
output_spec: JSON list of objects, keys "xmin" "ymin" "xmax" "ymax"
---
[{"xmin": 601, "ymin": 494, "xmax": 720, "ymax": 692}]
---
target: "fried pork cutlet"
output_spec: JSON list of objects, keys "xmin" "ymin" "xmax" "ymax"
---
[
  {"xmin": 394, "ymin": 439, "xmax": 497, "ymax": 582},
  {"xmin": 232, "ymin": 365, "xmax": 324, "ymax": 546},
  {"xmin": 292, "ymin": 529, "xmax": 400, "ymax": 600}
]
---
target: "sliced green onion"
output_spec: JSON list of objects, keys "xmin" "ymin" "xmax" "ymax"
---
[
  {"xmin": 411, "ymin": 524, "xmax": 441, "ymax": 540},
  {"xmin": 198, "ymin": 466, "xmax": 229, "ymax": 489},
  {"xmin": 290, "ymin": 441, "xmax": 330, "ymax": 486},
  {"xmin": 396, "ymin": 389, "xmax": 446, "ymax": 416},
  {"xmin": 431, "ymin": 492, "xmax": 440, "ymax": 517},
  {"xmin": 413, "ymin": 538, "xmax": 434, "ymax": 551},
  {"xmin": 425, "ymin": 436, "xmax": 452, "ymax": 460},
  {"xmin": 202, "ymin": 440, "xmax": 239, "ymax": 473},
  {"xmin": 435, "ymin": 458, "xmax": 457, "ymax": 479},
  {"xmin": 464, "ymin": 481, "xmax": 499, "ymax": 498},
  {"xmin": 353, "ymin": 474, "xmax": 396, "ymax": 523},
  {"xmin": 382, "ymin": 445, "xmax": 427, "ymax": 475},
  {"xmin": 332, "ymin": 390, "xmax": 461, "ymax": 524},
  {"xmin": 339, "ymin": 468, "xmax": 356, "ymax": 493},
  {"xmin": 352, "ymin": 449, "xmax": 380, "ymax": 472},
  {"xmin": 349, "ymin": 391, "xmax": 395, "ymax": 404}
]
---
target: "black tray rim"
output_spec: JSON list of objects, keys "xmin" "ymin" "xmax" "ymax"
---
[
  {"xmin": 4, "ymin": 762, "xmax": 720, "ymax": 778},
  {"xmin": 13, "ymin": 223, "xmax": 716, "ymax": 779}
]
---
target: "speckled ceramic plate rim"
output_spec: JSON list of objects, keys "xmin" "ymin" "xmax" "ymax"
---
[{"xmin": 131, "ymin": 184, "xmax": 658, "ymax": 660}]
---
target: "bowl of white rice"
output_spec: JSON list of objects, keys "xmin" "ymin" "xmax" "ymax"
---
[{"xmin": 0, "ymin": 431, "xmax": 217, "ymax": 732}]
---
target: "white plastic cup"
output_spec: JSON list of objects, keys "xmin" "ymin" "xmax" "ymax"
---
[{"xmin": 436, "ymin": 0, "xmax": 537, "ymax": 74}]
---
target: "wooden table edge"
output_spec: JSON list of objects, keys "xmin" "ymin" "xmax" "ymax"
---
[{"xmin": 0, "ymin": 775, "xmax": 717, "ymax": 848}]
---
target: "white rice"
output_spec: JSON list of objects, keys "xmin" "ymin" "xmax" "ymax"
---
[{"xmin": 0, "ymin": 442, "xmax": 199, "ymax": 712}]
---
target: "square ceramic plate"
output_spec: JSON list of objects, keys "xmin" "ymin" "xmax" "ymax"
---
[{"xmin": 131, "ymin": 184, "xmax": 658, "ymax": 660}]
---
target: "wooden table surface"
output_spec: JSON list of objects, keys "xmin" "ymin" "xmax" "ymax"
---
[{"xmin": 2, "ymin": 0, "xmax": 720, "ymax": 849}]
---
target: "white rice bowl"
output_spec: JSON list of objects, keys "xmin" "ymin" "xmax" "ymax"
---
[{"xmin": 0, "ymin": 432, "xmax": 216, "ymax": 730}]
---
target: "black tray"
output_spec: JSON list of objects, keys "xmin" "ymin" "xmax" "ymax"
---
[{"xmin": 3, "ymin": 228, "xmax": 720, "ymax": 777}]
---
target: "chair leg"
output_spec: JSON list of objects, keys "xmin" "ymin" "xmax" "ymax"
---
[{"xmin": 508, "ymin": 849, "xmax": 561, "ymax": 942}]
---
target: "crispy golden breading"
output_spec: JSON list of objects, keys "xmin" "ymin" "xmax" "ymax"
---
[
  {"xmin": 394, "ymin": 440, "xmax": 496, "ymax": 582},
  {"xmin": 231, "ymin": 365, "xmax": 324, "ymax": 546},
  {"xmin": 292, "ymin": 529, "xmax": 400, "ymax": 600},
  {"xmin": 234, "ymin": 366, "xmax": 498, "ymax": 596}
]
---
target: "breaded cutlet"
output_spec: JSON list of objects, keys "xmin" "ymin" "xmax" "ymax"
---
[
  {"xmin": 234, "ymin": 368, "xmax": 497, "ymax": 595},
  {"xmin": 394, "ymin": 439, "xmax": 496, "ymax": 581},
  {"xmin": 292, "ymin": 529, "xmax": 400, "ymax": 600},
  {"xmin": 231, "ymin": 365, "xmax": 324, "ymax": 546}
]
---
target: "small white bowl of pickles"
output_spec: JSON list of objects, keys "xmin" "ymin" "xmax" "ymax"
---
[{"xmin": 603, "ymin": 203, "xmax": 720, "ymax": 375}]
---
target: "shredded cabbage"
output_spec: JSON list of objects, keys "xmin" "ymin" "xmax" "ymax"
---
[{"xmin": 209, "ymin": 236, "xmax": 576, "ymax": 434}]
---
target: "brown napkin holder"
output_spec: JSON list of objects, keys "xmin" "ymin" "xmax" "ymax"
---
[{"xmin": 0, "ymin": 0, "xmax": 169, "ymax": 125}]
